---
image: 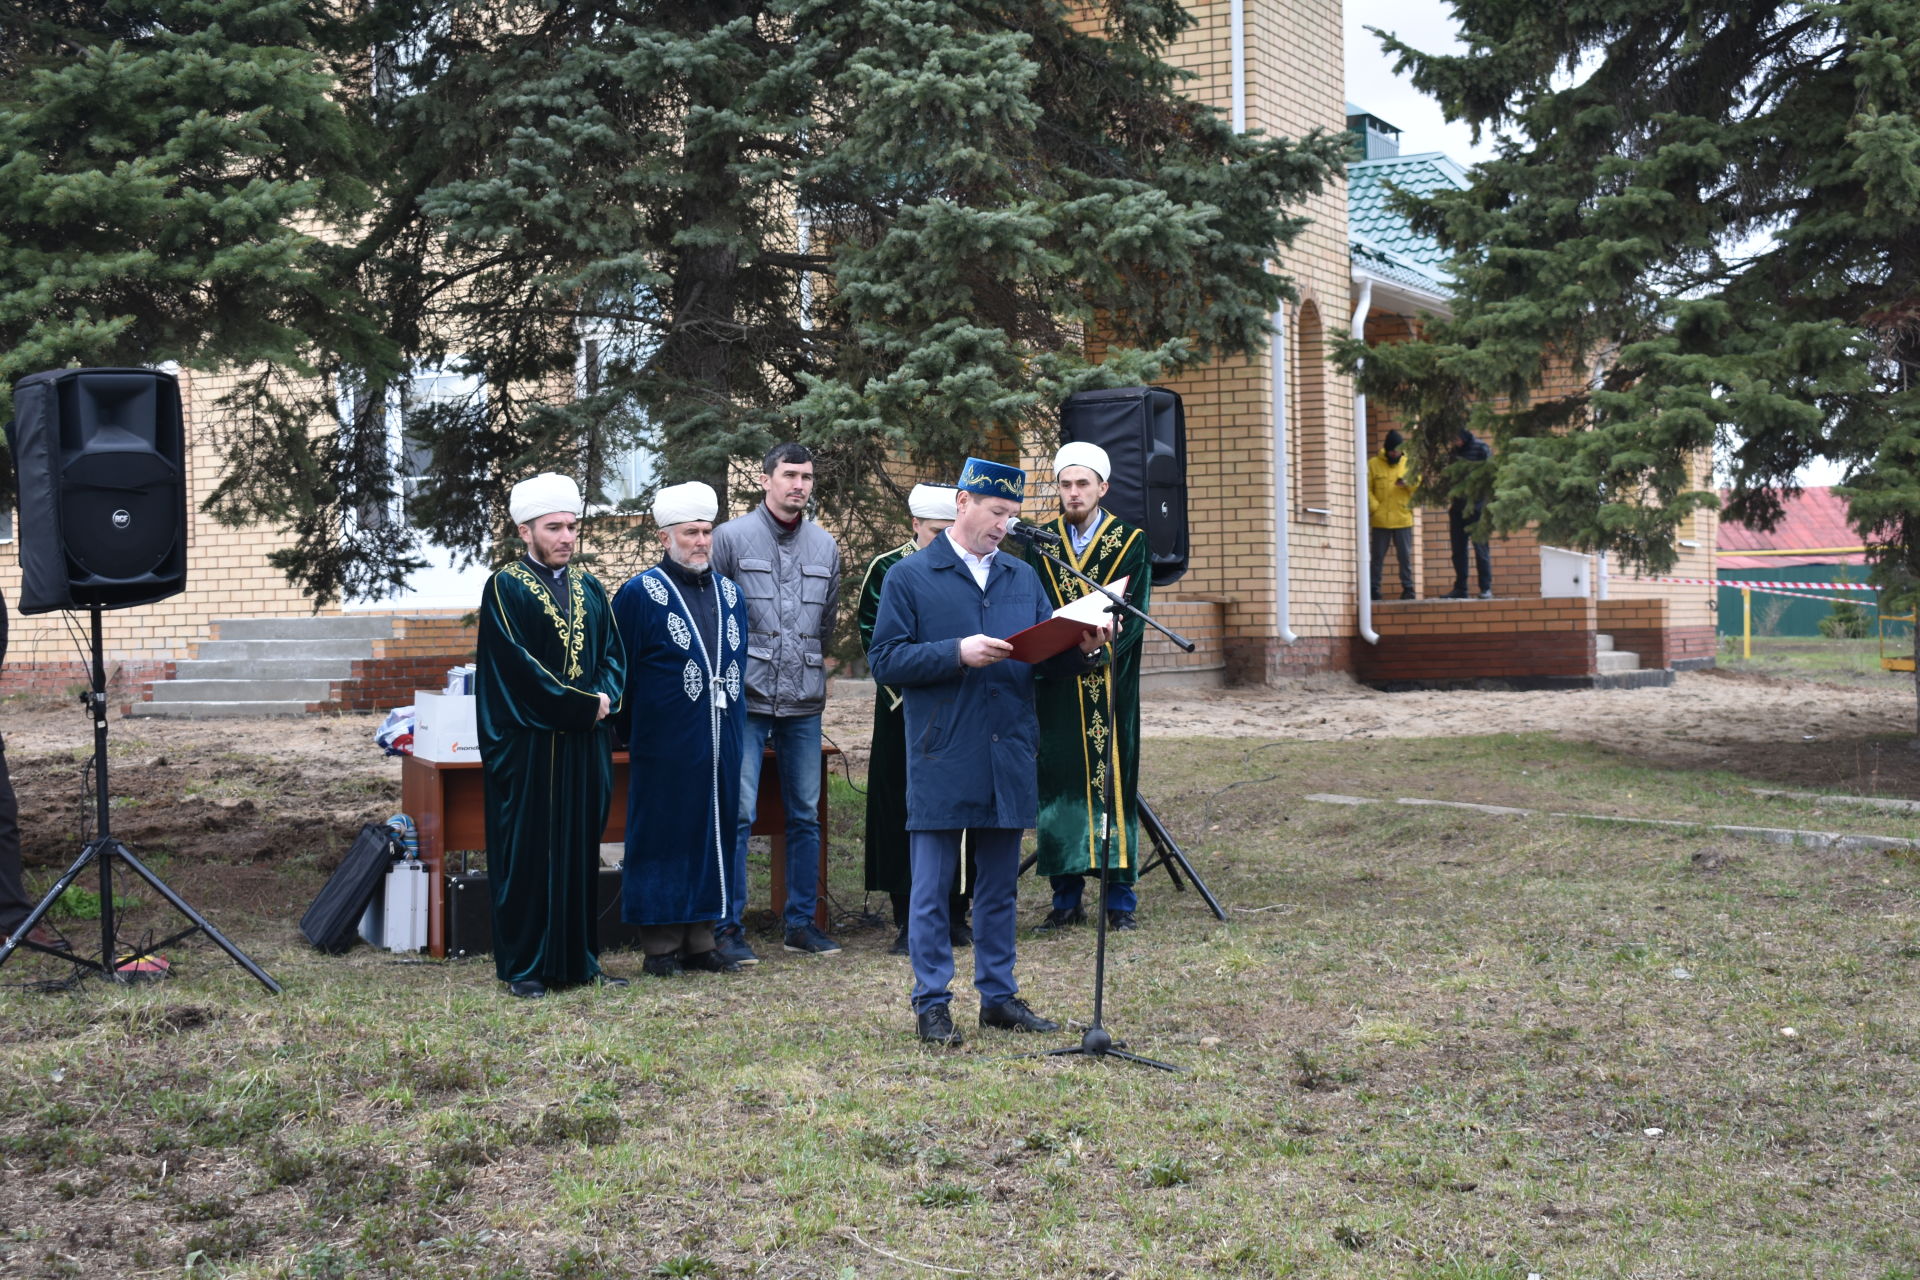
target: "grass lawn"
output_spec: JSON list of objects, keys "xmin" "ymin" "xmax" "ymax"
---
[
  {"xmin": 3, "ymin": 735, "xmax": 1918, "ymax": 1278},
  {"xmin": 1715, "ymin": 634, "xmax": 1916, "ymax": 686}
]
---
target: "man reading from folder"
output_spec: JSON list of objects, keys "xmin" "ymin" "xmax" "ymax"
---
[{"xmin": 868, "ymin": 457, "xmax": 1108, "ymax": 1047}]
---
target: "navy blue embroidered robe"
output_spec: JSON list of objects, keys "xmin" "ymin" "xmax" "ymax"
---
[{"xmin": 611, "ymin": 563, "xmax": 748, "ymax": 926}]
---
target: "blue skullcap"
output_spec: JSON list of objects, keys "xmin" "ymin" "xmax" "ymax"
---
[{"xmin": 956, "ymin": 457, "xmax": 1026, "ymax": 502}]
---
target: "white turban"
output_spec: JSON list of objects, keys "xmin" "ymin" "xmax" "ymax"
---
[
  {"xmin": 653, "ymin": 480, "xmax": 719, "ymax": 527},
  {"xmin": 1053, "ymin": 441, "xmax": 1111, "ymax": 483},
  {"xmin": 509, "ymin": 472, "xmax": 583, "ymax": 526},
  {"xmin": 907, "ymin": 483, "xmax": 958, "ymax": 521}
]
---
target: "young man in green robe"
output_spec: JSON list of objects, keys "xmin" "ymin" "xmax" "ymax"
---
[
  {"xmin": 477, "ymin": 473, "xmax": 627, "ymax": 998},
  {"xmin": 858, "ymin": 483, "xmax": 971, "ymax": 955},
  {"xmin": 1030, "ymin": 442, "xmax": 1153, "ymax": 932}
]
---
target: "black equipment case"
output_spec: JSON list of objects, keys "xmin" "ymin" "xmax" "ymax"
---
[
  {"xmin": 443, "ymin": 866, "xmax": 642, "ymax": 958},
  {"xmin": 299, "ymin": 824, "xmax": 400, "ymax": 953}
]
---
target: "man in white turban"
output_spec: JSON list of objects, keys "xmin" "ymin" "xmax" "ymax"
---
[
  {"xmin": 476, "ymin": 471, "xmax": 627, "ymax": 997},
  {"xmin": 609, "ymin": 482, "xmax": 751, "ymax": 975},
  {"xmin": 857, "ymin": 484, "xmax": 972, "ymax": 955},
  {"xmin": 1029, "ymin": 441, "xmax": 1153, "ymax": 933}
]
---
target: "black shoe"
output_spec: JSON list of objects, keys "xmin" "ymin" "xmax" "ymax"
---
[
  {"xmin": 783, "ymin": 923, "xmax": 842, "ymax": 955},
  {"xmin": 712, "ymin": 927, "xmax": 759, "ymax": 966},
  {"xmin": 917, "ymin": 1004, "xmax": 964, "ymax": 1047},
  {"xmin": 979, "ymin": 997, "xmax": 1060, "ymax": 1034},
  {"xmin": 1035, "ymin": 907, "xmax": 1085, "ymax": 933},
  {"xmin": 507, "ymin": 979, "xmax": 547, "ymax": 999},
  {"xmin": 595, "ymin": 974, "xmax": 631, "ymax": 988},
  {"xmin": 887, "ymin": 925, "xmax": 910, "ymax": 956},
  {"xmin": 1370, "ymin": 591, "xmax": 1383, "ymax": 601},
  {"xmin": 1444, "ymin": 586, "xmax": 1468, "ymax": 599},
  {"xmin": 949, "ymin": 916, "xmax": 973, "ymax": 948},
  {"xmin": 1400, "ymin": 589, "xmax": 1416, "ymax": 600},
  {"xmin": 642, "ymin": 953, "xmax": 683, "ymax": 978},
  {"xmin": 1106, "ymin": 909, "xmax": 1139, "ymax": 932},
  {"xmin": 681, "ymin": 949, "xmax": 741, "ymax": 974}
]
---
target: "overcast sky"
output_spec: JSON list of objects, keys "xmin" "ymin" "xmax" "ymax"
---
[{"xmin": 1344, "ymin": 0, "xmax": 1496, "ymax": 165}]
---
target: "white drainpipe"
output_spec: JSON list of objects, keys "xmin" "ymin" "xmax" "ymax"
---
[
  {"xmin": 1229, "ymin": 0, "xmax": 1246, "ymax": 133},
  {"xmin": 1353, "ymin": 279, "xmax": 1379, "ymax": 644},
  {"xmin": 1272, "ymin": 311, "xmax": 1297, "ymax": 643}
]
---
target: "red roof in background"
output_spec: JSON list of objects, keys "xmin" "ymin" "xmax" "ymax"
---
[{"xmin": 1717, "ymin": 486, "xmax": 1866, "ymax": 569}]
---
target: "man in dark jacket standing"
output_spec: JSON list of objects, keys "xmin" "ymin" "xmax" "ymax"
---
[
  {"xmin": 709, "ymin": 442, "xmax": 843, "ymax": 962},
  {"xmin": 869, "ymin": 457, "xmax": 1109, "ymax": 1047},
  {"xmin": 0, "ymin": 584, "xmax": 63, "ymax": 952},
  {"xmin": 1446, "ymin": 428, "xmax": 1495, "ymax": 599}
]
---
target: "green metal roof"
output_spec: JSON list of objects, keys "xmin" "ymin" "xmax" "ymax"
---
[{"xmin": 1349, "ymin": 152, "xmax": 1472, "ymax": 300}]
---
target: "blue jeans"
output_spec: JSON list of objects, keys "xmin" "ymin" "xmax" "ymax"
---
[
  {"xmin": 726, "ymin": 712, "xmax": 823, "ymax": 933},
  {"xmin": 1050, "ymin": 874, "xmax": 1137, "ymax": 915}
]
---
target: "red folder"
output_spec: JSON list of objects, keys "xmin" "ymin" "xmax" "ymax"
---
[{"xmin": 1003, "ymin": 576, "xmax": 1128, "ymax": 664}]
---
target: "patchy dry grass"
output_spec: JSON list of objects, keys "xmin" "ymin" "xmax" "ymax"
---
[{"xmin": 3, "ymin": 735, "xmax": 1919, "ymax": 1278}]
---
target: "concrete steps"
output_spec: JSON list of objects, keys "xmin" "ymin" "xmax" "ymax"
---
[
  {"xmin": 130, "ymin": 615, "xmax": 394, "ymax": 718},
  {"xmin": 1595, "ymin": 633, "xmax": 1642, "ymax": 674}
]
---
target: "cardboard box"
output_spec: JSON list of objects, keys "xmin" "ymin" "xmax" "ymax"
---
[{"xmin": 413, "ymin": 691, "xmax": 481, "ymax": 762}]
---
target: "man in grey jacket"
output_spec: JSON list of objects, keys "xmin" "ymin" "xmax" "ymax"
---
[{"xmin": 709, "ymin": 442, "xmax": 843, "ymax": 962}]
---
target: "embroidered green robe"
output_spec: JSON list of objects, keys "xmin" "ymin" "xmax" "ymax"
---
[
  {"xmin": 476, "ymin": 560, "xmax": 625, "ymax": 987},
  {"xmin": 1031, "ymin": 511, "xmax": 1151, "ymax": 883},
  {"xmin": 859, "ymin": 538, "xmax": 915, "ymax": 896}
]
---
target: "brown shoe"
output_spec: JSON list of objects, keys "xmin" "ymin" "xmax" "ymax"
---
[{"xmin": 11, "ymin": 923, "xmax": 69, "ymax": 952}]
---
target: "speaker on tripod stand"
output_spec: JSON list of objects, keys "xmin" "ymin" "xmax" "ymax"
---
[{"xmin": 0, "ymin": 367, "xmax": 277, "ymax": 990}]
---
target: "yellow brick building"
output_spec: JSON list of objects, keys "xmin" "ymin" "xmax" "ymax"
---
[{"xmin": 1, "ymin": 1, "xmax": 1715, "ymax": 699}]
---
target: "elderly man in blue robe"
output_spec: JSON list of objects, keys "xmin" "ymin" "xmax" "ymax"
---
[
  {"xmin": 868, "ymin": 457, "xmax": 1111, "ymax": 1047},
  {"xmin": 611, "ymin": 481, "xmax": 751, "ymax": 976}
]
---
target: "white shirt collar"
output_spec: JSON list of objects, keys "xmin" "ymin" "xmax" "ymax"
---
[{"xmin": 944, "ymin": 528, "xmax": 996, "ymax": 589}]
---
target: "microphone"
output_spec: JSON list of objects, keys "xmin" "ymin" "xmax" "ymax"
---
[{"xmin": 1004, "ymin": 517, "xmax": 1063, "ymax": 547}]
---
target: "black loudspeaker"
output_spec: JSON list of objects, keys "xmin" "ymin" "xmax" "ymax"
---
[
  {"xmin": 5, "ymin": 367, "xmax": 188, "ymax": 615},
  {"xmin": 1059, "ymin": 386, "xmax": 1188, "ymax": 587}
]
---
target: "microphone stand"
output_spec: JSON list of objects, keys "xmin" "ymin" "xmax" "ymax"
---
[{"xmin": 1013, "ymin": 529, "xmax": 1188, "ymax": 1071}]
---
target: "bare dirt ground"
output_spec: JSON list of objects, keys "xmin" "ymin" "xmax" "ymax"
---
[
  {"xmin": 830, "ymin": 666, "xmax": 1919, "ymax": 795},
  {"xmin": 4, "ymin": 665, "xmax": 1914, "ymax": 916}
]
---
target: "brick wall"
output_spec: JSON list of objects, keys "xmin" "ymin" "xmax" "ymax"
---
[
  {"xmin": 1354, "ymin": 597, "xmax": 1599, "ymax": 684},
  {"xmin": 1140, "ymin": 597, "xmax": 1227, "ymax": 679},
  {"xmin": 311, "ymin": 616, "xmax": 479, "ymax": 713}
]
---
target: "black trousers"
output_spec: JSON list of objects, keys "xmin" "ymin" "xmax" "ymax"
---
[
  {"xmin": 0, "ymin": 735, "xmax": 28, "ymax": 936},
  {"xmin": 1449, "ymin": 503, "xmax": 1492, "ymax": 592}
]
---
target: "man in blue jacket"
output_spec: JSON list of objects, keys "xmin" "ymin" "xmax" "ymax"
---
[{"xmin": 869, "ymin": 457, "xmax": 1110, "ymax": 1046}]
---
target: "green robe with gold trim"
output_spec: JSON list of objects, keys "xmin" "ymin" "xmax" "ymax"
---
[
  {"xmin": 476, "ymin": 559, "xmax": 625, "ymax": 987},
  {"xmin": 859, "ymin": 539, "xmax": 915, "ymax": 896},
  {"xmin": 1032, "ymin": 510, "xmax": 1151, "ymax": 884}
]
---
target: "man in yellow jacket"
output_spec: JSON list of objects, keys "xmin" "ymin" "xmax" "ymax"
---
[{"xmin": 1368, "ymin": 429, "xmax": 1417, "ymax": 600}]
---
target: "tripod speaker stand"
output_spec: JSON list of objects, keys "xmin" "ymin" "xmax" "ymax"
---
[{"xmin": 0, "ymin": 606, "xmax": 280, "ymax": 992}]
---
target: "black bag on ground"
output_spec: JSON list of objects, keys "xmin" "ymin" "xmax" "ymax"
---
[{"xmin": 300, "ymin": 823, "xmax": 400, "ymax": 953}]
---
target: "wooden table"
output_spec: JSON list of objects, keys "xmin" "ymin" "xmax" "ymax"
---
[{"xmin": 401, "ymin": 747, "xmax": 836, "ymax": 957}]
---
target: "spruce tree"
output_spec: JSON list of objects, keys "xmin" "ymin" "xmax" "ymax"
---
[
  {"xmin": 0, "ymin": 1, "xmax": 374, "ymax": 401},
  {"xmin": 1342, "ymin": 5, "xmax": 1920, "ymax": 638},
  {"xmin": 235, "ymin": 0, "xmax": 1341, "ymax": 601}
]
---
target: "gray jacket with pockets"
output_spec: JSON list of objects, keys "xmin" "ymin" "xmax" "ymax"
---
[{"xmin": 709, "ymin": 503, "xmax": 841, "ymax": 718}]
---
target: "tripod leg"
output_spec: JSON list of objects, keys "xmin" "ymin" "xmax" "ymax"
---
[
  {"xmin": 109, "ymin": 842, "xmax": 282, "ymax": 994},
  {"xmin": 0, "ymin": 839, "xmax": 109, "ymax": 974},
  {"xmin": 1138, "ymin": 798, "xmax": 1226, "ymax": 922}
]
